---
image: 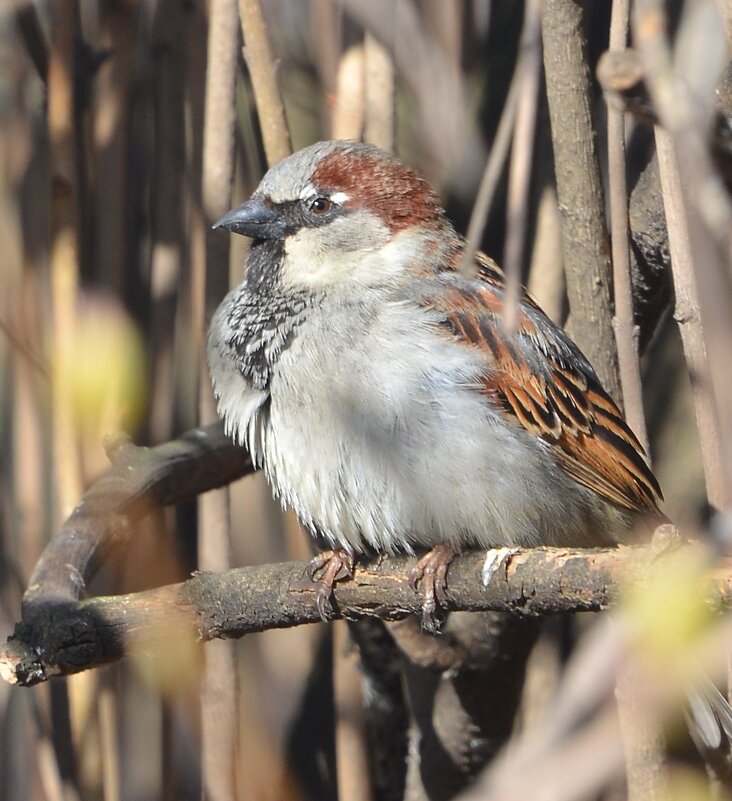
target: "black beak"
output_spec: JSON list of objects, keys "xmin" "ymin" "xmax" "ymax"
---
[{"xmin": 213, "ymin": 196, "xmax": 286, "ymax": 240}]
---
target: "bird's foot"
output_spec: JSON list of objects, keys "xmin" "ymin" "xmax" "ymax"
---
[
  {"xmin": 306, "ymin": 549, "xmax": 356, "ymax": 621},
  {"xmin": 409, "ymin": 543, "xmax": 456, "ymax": 634}
]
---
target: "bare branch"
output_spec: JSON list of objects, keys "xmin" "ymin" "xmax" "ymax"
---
[
  {"xmin": 607, "ymin": 2, "xmax": 649, "ymax": 451},
  {"xmin": 542, "ymin": 0, "xmax": 620, "ymax": 399},
  {"xmin": 4, "ymin": 543, "xmax": 731, "ymax": 687},
  {"xmin": 237, "ymin": 0, "xmax": 292, "ymax": 166},
  {"xmin": 21, "ymin": 423, "xmax": 253, "ymax": 614}
]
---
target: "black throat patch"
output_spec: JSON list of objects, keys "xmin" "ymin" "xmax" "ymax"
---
[{"xmin": 225, "ymin": 239, "xmax": 315, "ymax": 391}]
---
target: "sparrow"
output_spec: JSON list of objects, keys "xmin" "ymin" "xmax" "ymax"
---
[{"xmin": 208, "ymin": 139, "xmax": 663, "ymax": 631}]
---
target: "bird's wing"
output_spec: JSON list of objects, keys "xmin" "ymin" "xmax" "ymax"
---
[{"xmin": 422, "ymin": 252, "xmax": 663, "ymax": 514}]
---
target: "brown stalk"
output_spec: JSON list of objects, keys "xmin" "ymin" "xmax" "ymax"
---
[
  {"xmin": 606, "ymin": 5, "xmax": 650, "ymax": 450},
  {"xmin": 237, "ymin": 0, "xmax": 292, "ymax": 166},
  {"xmin": 542, "ymin": 0, "xmax": 621, "ymax": 400},
  {"xmin": 363, "ymin": 33, "xmax": 394, "ymax": 151},
  {"xmin": 48, "ymin": 0, "xmax": 82, "ymax": 521},
  {"xmin": 606, "ymin": 18, "xmax": 665, "ymax": 795},
  {"xmin": 459, "ymin": 74, "xmax": 520, "ymax": 276},
  {"xmin": 503, "ymin": 0, "xmax": 543, "ymax": 331},
  {"xmin": 633, "ymin": 1, "xmax": 732, "ymax": 507},
  {"xmin": 149, "ymin": 0, "xmax": 185, "ymax": 443},
  {"xmin": 333, "ymin": 620, "xmax": 373, "ymax": 801},
  {"xmin": 200, "ymin": 2, "xmax": 241, "ymax": 799}
]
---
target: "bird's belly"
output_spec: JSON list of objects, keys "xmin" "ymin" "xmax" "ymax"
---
[{"xmin": 261, "ymin": 357, "xmax": 620, "ymax": 553}]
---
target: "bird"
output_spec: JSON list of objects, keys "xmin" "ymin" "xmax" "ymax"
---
[{"xmin": 208, "ymin": 139, "xmax": 664, "ymax": 632}]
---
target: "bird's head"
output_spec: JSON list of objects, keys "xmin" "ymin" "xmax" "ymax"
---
[{"xmin": 214, "ymin": 140, "xmax": 451, "ymax": 290}]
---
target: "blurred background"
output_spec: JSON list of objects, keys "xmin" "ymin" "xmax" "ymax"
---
[{"xmin": 1, "ymin": 1, "xmax": 730, "ymax": 800}]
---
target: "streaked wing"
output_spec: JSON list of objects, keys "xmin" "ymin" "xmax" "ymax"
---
[{"xmin": 424, "ymin": 252, "xmax": 663, "ymax": 514}]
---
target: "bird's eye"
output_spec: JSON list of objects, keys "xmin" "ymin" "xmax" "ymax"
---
[{"xmin": 309, "ymin": 196, "xmax": 332, "ymax": 214}]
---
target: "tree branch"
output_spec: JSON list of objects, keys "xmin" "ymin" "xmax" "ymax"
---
[
  {"xmin": 4, "ymin": 543, "xmax": 731, "ymax": 687},
  {"xmin": 21, "ymin": 422, "xmax": 253, "ymax": 615},
  {"xmin": 542, "ymin": 0, "xmax": 620, "ymax": 400}
]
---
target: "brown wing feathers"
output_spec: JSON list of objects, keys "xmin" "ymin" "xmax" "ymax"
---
[{"xmin": 430, "ymin": 264, "xmax": 663, "ymax": 516}]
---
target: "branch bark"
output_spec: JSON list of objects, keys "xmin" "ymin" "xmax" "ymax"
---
[
  {"xmin": 4, "ymin": 543, "xmax": 731, "ymax": 687},
  {"xmin": 542, "ymin": 0, "xmax": 620, "ymax": 400},
  {"xmin": 237, "ymin": 0, "xmax": 292, "ymax": 166},
  {"xmin": 21, "ymin": 423, "xmax": 253, "ymax": 615}
]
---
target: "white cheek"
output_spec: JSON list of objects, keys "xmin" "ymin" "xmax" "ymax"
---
[
  {"xmin": 280, "ymin": 228, "xmax": 350, "ymax": 288},
  {"xmin": 280, "ymin": 225, "xmax": 424, "ymax": 289}
]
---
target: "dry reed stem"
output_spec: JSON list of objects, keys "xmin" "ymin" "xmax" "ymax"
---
[
  {"xmin": 200, "ymin": 5, "xmax": 241, "ymax": 796},
  {"xmin": 238, "ymin": 0, "xmax": 292, "ymax": 166},
  {"xmin": 48, "ymin": 0, "xmax": 82, "ymax": 521},
  {"xmin": 334, "ymin": 620, "xmax": 373, "ymax": 801},
  {"xmin": 607, "ymin": 4, "xmax": 650, "ymax": 448},
  {"xmin": 634, "ymin": 1, "xmax": 732, "ymax": 507},
  {"xmin": 542, "ymin": 0, "xmax": 621, "ymax": 401},
  {"xmin": 503, "ymin": 0, "xmax": 543, "ymax": 331},
  {"xmin": 363, "ymin": 33, "xmax": 394, "ymax": 151},
  {"xmin": 459, "ymin": 76, "xmax": 520, "ymax": 276},
  {"xmin": 608, "ymin": 2, "xmax": 665, "ymax": 792}
]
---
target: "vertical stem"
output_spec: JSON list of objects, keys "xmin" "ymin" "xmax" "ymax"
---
[
  {"xmin": 503, "ymin": 0, "xmax": 542, "ymax": 331},
  {"xmin": 238, "ymin": 0, "xmax": 292, "ymax": 166},
  {"xmin": 363, "ymin": 33, "xmax": 394, "ymax": 151},
  {"xmin": 199, "ymin": 2, "xmax": 240, "ymax": 800},
  {"xmin": 542, "ymin": 0, "xmax": 620, "ymax": 400},
  {"xmin": 607, "ymin": 1, "xmax": 649, "ymax": 449},
  {"xmin": 49, "ymin": 0, "xmax": 82, "ymax": 521}
]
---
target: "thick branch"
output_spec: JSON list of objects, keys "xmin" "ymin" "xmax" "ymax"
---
[
  {"xmin": 22, "ymin": 423, "xmax": 253, "ymax": 614},
  {"xmin": 4, "ymin": 545, "xmax": 732, "ymax": 687}
]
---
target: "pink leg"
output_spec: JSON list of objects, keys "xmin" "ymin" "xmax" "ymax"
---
[
  {"xmin": 306, "ymin": 549, "xmax": 356, "ymax": 621},
  {"xmin": 408, "ymin": 543, "xmax": 456, "ymax": 633}
]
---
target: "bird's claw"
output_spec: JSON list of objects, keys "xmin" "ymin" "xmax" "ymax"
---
[
  {"xmin": 306, "ymin": 549, "xmax": 355, "ymax": 621},
  {"xmin": 409, "ymin": 544, "xmax": 456, "ymax": 634}
]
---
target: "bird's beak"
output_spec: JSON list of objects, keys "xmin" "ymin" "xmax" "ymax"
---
[{"xmin": 213, "ymin": 196, "xmax": 286, "ymax": 240}]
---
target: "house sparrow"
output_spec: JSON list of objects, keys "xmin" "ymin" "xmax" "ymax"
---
[{"xmin": 208, "ymin": 139, "xmax": 663, "ymax": 631}]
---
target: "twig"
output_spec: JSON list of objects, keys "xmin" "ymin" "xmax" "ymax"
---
[
  {"xmin": 237, "ymin": 0, "xmax": 292, "ymax": 166},
  {"xmin": 49, "ymin": 0, "xmax": 83, "ymax": 521},
  {"xmin": 606, "ymin": 10, "xmax": 667, "ymax": 790},
  {"xmin": 607, "ymin": 2, "xmax": 650, "ymax": 449},
  {"xmin": 200, "ymin": 2, "xmax": 241, "ymax": 798},
  {"xmin": 363, "ymin": 33, "xmax": 394, "ymax": 151},
  {"xmin": 21, "ymin": 423, "xmax": 253, "ymax": 614},
  {"xmin": 503, "ymin": 0, "xmax": 543, "ymax": 331},
  {"xmin": 460, "ymin": 75, "xmax": 520, "ymax": 276},
  {"xmin": 4, "ymin": 543, "xmax": 732, "ymax": 686},
  {"xmin": 334, "ymin": 620, "xmax": 373, "ymax": 801},
  {"xmin": 542, "ymin": 0, "xmax": 620, "ymax": 400},
  {"xmin": 633, "ymin": 2, "xmax": 732, "ymax": 507},
  {"xmin": 331, "ymin": 45, "xmax": 365, "ymax": 140}
]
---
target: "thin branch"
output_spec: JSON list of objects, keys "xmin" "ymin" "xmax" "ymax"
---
[
  {"xmin": 200, "ymin": 3, "xmax": 241, "ymax": 799},
  {"xmin": 21, "ymin": 423, "xmax": 253, "ymax": 614},
  {"xmin": 633, "ymin": 1, "xmax": 732, "ymax": 508},
  {"xmin": 542, "ymin": 0, "xmax": 620, "ymax": 400},
  {"xmin": 4, "ymin": 543, "xmax": 732, "ymax": 687},
  {"xmin": 459, "ymin": 74, "xmax": 520, "ymax": 276},
  {"xmin": 49, "ymin": 0, "xmax": 83, "ymax": 520},
  {"xmin": 607, "ymin": 1, "xmax": 649, "ymax": 450},
  {"xmin": 503, "ymin": 0, "xmax": 543, "ymax": 331},
  {"xmin": 363, "ymin": 33, "xmax": 394, "ymax": 152},
  {"xmin": 237, "ymin": 0, "xmax": 292, "ymax": 166}
]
